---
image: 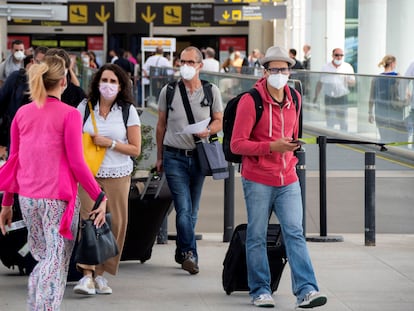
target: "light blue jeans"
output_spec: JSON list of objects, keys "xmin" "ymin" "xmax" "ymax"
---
[
  {"xmin": 242, "ymin": 178, "xmax": 319, "ymax": 303},
  {"xmin": 163, "ymin": 148, "xmax": 205, "ymax": 260}
]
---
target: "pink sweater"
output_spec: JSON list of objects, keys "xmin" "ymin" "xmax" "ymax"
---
[
  {"xmin": 230, "ymin": 78, "xmax": 301, "ymax": 187},
  {"xmin": 0, "ymin": 97, "xmax": 102, "ymax": 239}
]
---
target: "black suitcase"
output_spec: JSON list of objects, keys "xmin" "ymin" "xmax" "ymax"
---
[
  {"xmin": 0, "ymin": 193, "xmax": 38, "ymax": 275},
  {"xmin": 121, "ymin": 171, "xmax": 172, "ymax": 263},
  {"xmin": 222, "ymin": 223, "xmax": 287, "ymax": 295}
]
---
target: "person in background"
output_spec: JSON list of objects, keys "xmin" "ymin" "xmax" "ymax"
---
[
  {"xmin": 289, "ymin": 48, "xmax": 304, "ymax": 70},
  {"xmin": 109, "ymin": 49, "xmax": 119, "ymax": 64},
  {"xmin": 248, "ymin": 48, "xmax": 262, "ymax": 68},
  {"xmin": 142, "ymin": 46, "xmax": 172, "ymax": 103},
  {"xmin": 202, "ymin": 47, "xmax": 220, "ymax": 72},
  {"xmin": 114, "ymin": 49, "xmax": 134, "ymax": 79},
  {"xmin": 369, "ymin": 55, "xmax": 407, "ymax": 142},
  {"xmin": 0, "ymin": 39, "xmax": 26, "ymax": 87},
  {"xmin": 74, "ymin": 63, "xmax": 141, "ymax": 296},
  {"xmin": 126, "ymin": 50, "xmax": 137, "ymax": 65},
  {"xmin": 313, "ymin": 48, "xmax": 355, "ymax": 131},
  {"xmin": 88, "ymin": 51, "xmax": 99, "ymax": 69},
  {"xmin": 0, "ymin": 54, "xmax": 107, "ymax": 311},
  {"xmin": 33, "ymin": 46, "xmax": 48, "ymax": 64},
  {"xmin": 302, "ymin": 44, "xmax": 311, "ymax": 70},
  {"xmin": 156, "ymin": 46, "xmax": 223, "ymax": 275},
  {"xmin": 0, "ymin": 55, "xmax": 34, "ymax": 154},
  {"xmin": 45, "ymin": 48, "xmax": 85, "ymax": 107},
  {"xmin": 231, "ymin": 46, "xmax": 327, "ymax": 309}
]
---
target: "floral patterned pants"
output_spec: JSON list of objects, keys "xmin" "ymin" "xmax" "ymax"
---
[{"xmin": 19, "ymin": 196, "xmax": 79, "ymax": 311}]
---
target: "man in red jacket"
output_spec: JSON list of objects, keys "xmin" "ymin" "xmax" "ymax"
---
[{"xmin": 231, "ymin": 46, "xmax": 327, "ymax": 309}]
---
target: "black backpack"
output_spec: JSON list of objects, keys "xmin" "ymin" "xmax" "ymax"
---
[{"xmin": 222, "ymin": 86, "xmax": 299, "ymax": 163}]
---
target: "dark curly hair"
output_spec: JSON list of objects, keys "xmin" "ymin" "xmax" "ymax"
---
[{"xmin": 88, "ymin": 63, "xmax": 135, "ymax": 108}]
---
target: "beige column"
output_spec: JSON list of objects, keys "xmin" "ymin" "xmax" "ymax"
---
[
  {"xmin": 0, "ymin": 0, "xmax": 7, "ymax": 59},
  {"xmin": 358, "ymin": 0, "xmax": 387, "ymax": 74},
  {"xmin": 310, "ymin": 0, "xmax": 346, "ymax": 71},
  {"xmin": 386, "ymin": 0, "xmax": 414, "ymax": 73}
]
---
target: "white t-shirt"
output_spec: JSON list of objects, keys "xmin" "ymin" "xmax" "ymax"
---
[
  {"xmin": 77, "ymin": 100, "xmax": 141, "ymax": 178},
  {"xmin": 202, "ymin": 58, "xmax": 220, "ymax": 72},
  {"xmin": 320, "ymin": 61, "xmax": 355, "ymax": 98},
  {"xmin": 142, "ymin": 54, "xmax": 172, "ymax": 85}
]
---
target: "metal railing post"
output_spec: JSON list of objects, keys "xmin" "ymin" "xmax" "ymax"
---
[
  {"xmin": 223, "ymin": 163, "xmax": 235, "ymax": 242},
  {"xmin": 365, "ymin": 152, "xmax": 376, "ymax": 246},
  {"xmin": 295, "ymin": 149, "xmax": 307, "ymax": 237}
]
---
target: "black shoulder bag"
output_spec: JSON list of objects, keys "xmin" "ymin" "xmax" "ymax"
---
[
  {"xmin": 178, "ymin": 81, "xmax": 229, "ymax": 180},
  {"xmin": 75, "ymin": 192, "xmax": 119, "ymax": 265}
]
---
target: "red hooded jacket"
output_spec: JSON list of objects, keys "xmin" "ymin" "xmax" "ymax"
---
[{"xmin": 230, "ymin": 77, "xmax": 301, "ymax": 186}]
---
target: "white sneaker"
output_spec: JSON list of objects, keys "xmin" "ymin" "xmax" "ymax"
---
[
  {"xmin": 73, "ymin": 276, "xmax": 96, "ymax": 295},
  {"xmin": 94, "ymin": 276, "xmax": 112, "ymax": 295},
  {"xmin": 296, "ymin": 291, "xmax": 327, "ymax": 309},
  {"xmin": 252, "ymin": 293, "xmax": 275, "ymax": 308}
]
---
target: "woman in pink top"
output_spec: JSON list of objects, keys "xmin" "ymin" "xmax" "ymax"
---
[{"xmin": 0, "ymin": 55, "xmax": 107, "ymax": 310}]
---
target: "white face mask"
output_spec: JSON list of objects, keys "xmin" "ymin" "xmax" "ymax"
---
[
  {"xmin": 14, "ymin": 51, "xmax": 25, "ymax": 61},
  {"xmin": 99, "ymin": 82, "xmax": 119, "ymax": 100},
  {"xmin": 180, "ymin": 65, "xmax": 197, "ymax": 80},
  {"xmin": 333, "ymin": 59, "xmax": 343, "ymax": 66},
  {"xmin": 268, "ymin": 73, "xmax": 289, "ymax": 90}
]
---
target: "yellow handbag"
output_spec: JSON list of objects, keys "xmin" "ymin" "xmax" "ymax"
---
[{"xmin": 82, "ymin": 101, "xmax": 106, "ymax": 176}]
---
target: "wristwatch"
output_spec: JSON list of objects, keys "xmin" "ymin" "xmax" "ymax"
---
[{"xmin": 110, "ymin": 140, "xmax": 117, "ymax": 150}]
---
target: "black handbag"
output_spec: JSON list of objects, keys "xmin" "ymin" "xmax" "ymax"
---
[
  {"xmin": 74, "ymin": 192, "xmax": 119, "ymax": 265},
  {"xmin": 178, "ymin": 81, "xmax": 229, "ymax": 180}
]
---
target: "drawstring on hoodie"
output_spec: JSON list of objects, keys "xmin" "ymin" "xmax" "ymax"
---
[{"xmin": 268, "ymin": 102, "xmax": 272, "ymax": 137}]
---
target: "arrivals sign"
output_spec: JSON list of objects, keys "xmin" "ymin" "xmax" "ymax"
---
[{"xmin": 214, "ymin": 5, "xmax": 286, "ymax": 21}]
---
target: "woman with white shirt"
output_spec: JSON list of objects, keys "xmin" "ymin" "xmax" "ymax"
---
[{"xmin": 74, "ymin": 63, "xmax": 141, "ymax": 295}]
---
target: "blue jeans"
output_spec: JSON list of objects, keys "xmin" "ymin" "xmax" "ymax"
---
[
  {"xmin": 163, "ymin": 149, "xmax": 205, "ymax": 260},
  {"xmin": 242, "ymin": 178, "xmax": 319, "ymax": 303}
]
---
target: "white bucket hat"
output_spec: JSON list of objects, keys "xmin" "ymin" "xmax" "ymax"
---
[{"xmin": 260, "ymin": 46, "xmax": 296, "ymax": 67}]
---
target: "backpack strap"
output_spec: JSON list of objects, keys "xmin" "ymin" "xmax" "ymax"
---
[
  {"xmin": 200, "ymin": 79, "xmax": 213, "ymax": 107},
  {"xmin": 288, "ymin": 86, "xmax": 302, "ymax": 138},
  {"xmin": 247, "ymin": 88, "xmax": 263, "ymax": 126},
  {"xmin": 83, "ymin": 100, "xmax": 130, "ymax": 129},
  {"xmin": 165, "ymin": 81, "xmax": 177, "ymax": 121}
]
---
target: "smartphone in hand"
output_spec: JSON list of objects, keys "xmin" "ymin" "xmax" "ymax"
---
[{"xmin": 291, "ymin": 139, "xmax": 306, "ymax": 146}]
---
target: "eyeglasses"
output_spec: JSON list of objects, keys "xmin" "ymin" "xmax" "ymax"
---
[
  {"xmin": 266, "ymin": 67, "xmax": 290, "ymax": 74},
  {"xmin": 180, "ymin": 59, "xmax": 200, "ymax": 66},
  {"xmin": 334, "ymin": 54, "xmax": 344, "ymax": 57}
]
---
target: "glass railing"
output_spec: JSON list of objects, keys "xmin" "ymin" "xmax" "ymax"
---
[{"xmin": 80, "ymin": 66, "xmax": 414, "ymax": 159}]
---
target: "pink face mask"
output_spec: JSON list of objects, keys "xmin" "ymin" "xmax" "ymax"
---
[{"xmin": 99, "ymin": 82, "xmax": 119, "ymax": 100}]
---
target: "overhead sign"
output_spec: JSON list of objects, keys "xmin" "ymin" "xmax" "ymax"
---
[
  {"xmin": 137, "ymin": 3, "xmax": 247, "ymax": 27},
  {"xmin": 0, "ymin": 4, "xmax": 67, "ymax": 20},
  {"xmin": 214, "ymin": 5, "xmax": 286, "ymax": 21},
  {"xmin": 214, "ymin": 0, "xmax": 285, "ymax": 3},
  {"xmin": 8, "ymin": 2, "xmax": 113, "ymax": 26},
  {"xmin": 141, "ymin": 37, "xmax": 176, "ymax": 53}
]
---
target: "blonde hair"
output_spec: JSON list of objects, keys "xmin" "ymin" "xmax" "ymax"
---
[
  {"xmin": 378, "ymin": 55, "xmax": 396, "ymax": 69},
  {"xmin": 28, "ymin": 55, "xmax": 66, "ymax": 107}
]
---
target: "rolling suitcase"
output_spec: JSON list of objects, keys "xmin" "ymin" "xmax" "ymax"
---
[
  {"xmin": 0, "ymin": 193, "xmax": 37, "ymax": 275},
  {"xmin": 121, "ymin": 171, "xmax": 172, "ymax": 263},
  {"xmin": 222, "ymin": 223, "xmax": 287, "ymax": 295}
]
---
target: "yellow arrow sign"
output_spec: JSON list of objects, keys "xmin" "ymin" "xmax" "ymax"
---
[
  {"xmin": 95, "ymin": 5, "xmax": 110, "ymax": 23},
  {"xmin": 141, "ymin": 5, "xmax": 156, "ymax": 23},
  {"xmin": 222, "ymin": 10, "xmax": 230, "ymax": 20}
]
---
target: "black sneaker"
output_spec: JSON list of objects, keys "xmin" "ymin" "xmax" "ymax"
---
[
  {"xmin": 175, "ymin": 252, "xmax": 185, "ymax": 265},
  {"xmin": 181, "ymin": 251, "xmax": 199, "ymax": 275}
]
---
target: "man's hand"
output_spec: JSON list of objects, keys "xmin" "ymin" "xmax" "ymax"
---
[{"xmin": 270, "ymin": 137, "xmax": 301, "ymax": 153}]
